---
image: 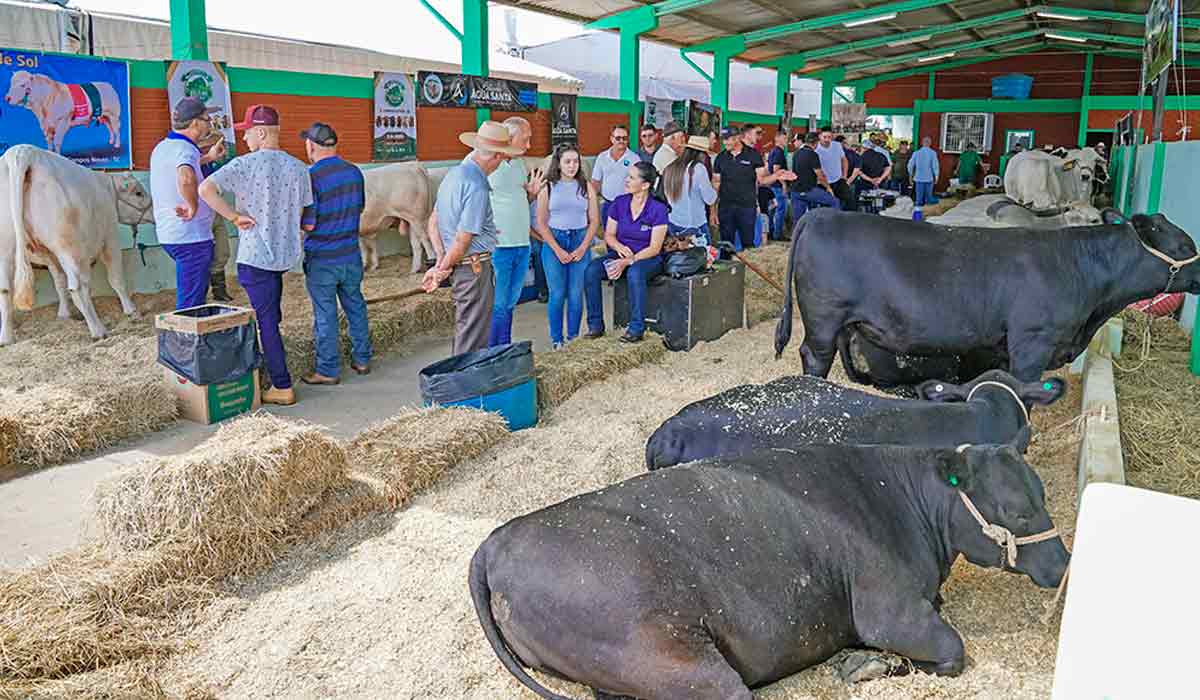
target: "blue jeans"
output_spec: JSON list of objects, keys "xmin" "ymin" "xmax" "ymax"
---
[
  {"xmin": 237, "ymin": 264, "xmax": 290, "ymax": 390},
  {"xmin": 790, "ymin": 187, "xmax": 843, "ymax": 219},
  {"xmin": 586, "ymin": 251, "xmax": 664, "ymax": 337},
  {"xmin": 541, "ymin": 228, "xmax": 590, "ymax": 345},
  {"xmin": 770, "ymin": 185, "xmax": 788, "ymax": 239},
  {"xmin": 304, "ymin": 259, "xmax": 372, "ymax": 378},
  {"xmin": 529, "ymin": 239, "xmax": 548, "ymax": 298},
  {"xmin": 489, "ymin": 245, "xmax": 530, "ymax": 347},
  {"xmin": 668, "ymin": 222, "xmax": 710, "ymax": 248},
  {"xmin": 163, "ymin": 240, "xmax": 214, "ymax": 310},
  {"xmin": 719, "ymin": 205, "xmax": 758, "ymax": 251},
  {"xmin": 915, "ymin": 180, "xmax": 935, "ymax": 207}
]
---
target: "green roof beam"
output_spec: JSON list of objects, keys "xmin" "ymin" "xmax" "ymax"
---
[
  {"xmin": 1044, "ymin": 29, "xmax": 1200, "ymax": 54},
  {"xmin": 416, "ymin": 0, "xmax": 463, "ymax": 41},
  {"xmin": 1038, "ymin": 5, "xmax": 1200, "ymax": 31},
  {"xmin": 842, "ymin": 29, "xmax": 1043, "ymax": 73},
  {"xmin": 860, "ymin": 44, "xmax": 1049, "ymax": 85},
  {"xmin": 586, "ymin": 0, "xmax": 717, "ymax": 29}
]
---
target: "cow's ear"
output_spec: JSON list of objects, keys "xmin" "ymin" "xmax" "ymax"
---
[
  {"xmin": 1062, "ymin": 159, "xmax": 1078, "ymax": 171},
  {"xmin": 1101, "ymin": 208, "xmax": 1126, "ymax": 225},
  {"xmin": 936, "ymin": 445, "xmax": 978, "ymax": 490},
  {"xmin": 918, "ymin": 379, "xmax": 969, "ymax": 403},
  {"xmin": 1018, "ymin": 377, "xmax": 1066, "ymax": 406}
]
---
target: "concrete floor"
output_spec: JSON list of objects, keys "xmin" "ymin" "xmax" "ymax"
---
[{"xmin": 0, "ymin": 292, "xmax": 612, "ymax": 569}]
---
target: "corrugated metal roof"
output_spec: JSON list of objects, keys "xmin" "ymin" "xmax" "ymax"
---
[{"xmin": 494, "ymin": 0, "xmax": 1199, "ymax": 81}]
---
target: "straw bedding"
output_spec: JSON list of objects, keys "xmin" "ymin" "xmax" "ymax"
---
[
  {"xmin": 1114, "ymin": 310, "xmax": 1200, "ymax": 500},
  {"xmin": 533, "ymin": 335, "xmax": 668, "ymax": 414},
  {"xmin": 738, "ymin": 242, "xmax": 792, "ymax": 325},
  {"xmin": 153, "ymin": 323, "xmax": 1082, "ymax": 700}
]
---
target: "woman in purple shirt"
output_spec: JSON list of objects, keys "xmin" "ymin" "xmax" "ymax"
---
[{"xmin": 584, "ymin": 161, "xmax": 669, "ymax": 343}]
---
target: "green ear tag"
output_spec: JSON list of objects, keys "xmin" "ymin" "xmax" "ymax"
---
[
  {"xmin": 948, "ymin": 475, "xmax": 959, "ymax": 487},
  {"xmin": 1043, "ymin": 382, "xmax": 1054, "ymax": 391}
]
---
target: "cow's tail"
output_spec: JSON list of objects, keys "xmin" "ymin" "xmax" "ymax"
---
[
  {"xmin": 469, "ymin": 544, "xmax": 575, "ymax": 700},
  {"xmin": 7, "ymin": 146, "xmax": 36, "ymax": 311},
  {"xmin": 773, "ymin": 213, "xmax": 806, "ymax": 359}
]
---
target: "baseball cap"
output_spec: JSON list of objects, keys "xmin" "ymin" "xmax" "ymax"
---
[
  {"xmin": 173, "ymin": 96, "xmax": 217, "ymax": 124},
  {"xmin": 661, "ymin": 121, "xmax": 684, "ymax": 138},
  {"xmin": 300, "ymin": 122, "xmax": 338, "ymax": 147},
  {"xmin": 232, "ymin": 104, "xmax": 279, "ymax": 131},
  {"xmin": 719, "ymin": 126, "xmax": 739, "ymax": 140}
]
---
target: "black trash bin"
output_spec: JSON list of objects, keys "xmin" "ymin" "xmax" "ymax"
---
[{"xmin": 156, "ymin": 305, "xmax": 261, "ymax": 386}]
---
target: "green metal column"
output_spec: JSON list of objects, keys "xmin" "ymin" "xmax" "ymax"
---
[
  {"xmin": 461, "ymin": 0, "xmax": 490, "ymax": 127},
  {"xmin": 928, "ymin": 72, "xmax": 936, "ymax": 100},
  {"xmin": 169, "ymin": 0, "xmax": 208, "ymax": 60},
  {"xmin": 707, "ymin": 37, "xmax": 746, "ymax": 117},
  {"xmin": 595, "ymin": 7, "xmax": 657, "ymax": 148},
  {"xmin": 1078, "ymin": 53, "xmax": 1094, "ymax": 147},
  {"xmin": 819, "ymin": 69, "xmax": 845, "ymax": 125}
]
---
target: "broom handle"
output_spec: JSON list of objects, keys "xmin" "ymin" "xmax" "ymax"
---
[
  {"xmin": 364, "ymin": 287, "xmax": 426, "ymax": 306},
  {"xmin": 731, "ymin": 252, "xmax": 785, "ymax": 295}
]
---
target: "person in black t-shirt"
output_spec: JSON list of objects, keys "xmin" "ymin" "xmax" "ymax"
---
[
  {"xmin": 790, "ymin": 130, "xmax": 842, "ymax": 216},
  {"xmin": 766, "ymin": 130, "xmax": 790, "ymax": 240},
  {"xmin": 713, "ymin": 126, "xmax": 795, "ymax": 251}
]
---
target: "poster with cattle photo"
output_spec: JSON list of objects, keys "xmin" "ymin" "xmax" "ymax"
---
[
  {"xmin": 0, "ymin": 48, "xmax": 131, "ymax": 168},
  {"xmin": 167, "ymin": 60, "xmax": 235, "ymax": 170},
  {"xmin": 373, "ymin": 72, "xmax": 417, "ymax": 162},
  {"xmin": 685, "ymin": 99, "xmax": 721, "ymax": 137}
]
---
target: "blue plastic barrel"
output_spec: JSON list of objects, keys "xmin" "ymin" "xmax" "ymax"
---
[
  {"xmin": 418, "ymin": 341, "xmax": 538, "ymax": 430},
  {"xmin": 992, "ymin": 74, "xmax": 1033, "ymax": 99}
]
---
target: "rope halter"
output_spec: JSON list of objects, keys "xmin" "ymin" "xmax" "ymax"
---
[
  {"xmin": 1139, "ymin": 239, "xmax": 1200, "ymax": 293},
  {"xmin": 964, "ymin": 380, "xmax": 1029, "ymax": 426},
  {"xmin": 953, "ymin": 444, "xmax": 1060, "ymax": 568}
]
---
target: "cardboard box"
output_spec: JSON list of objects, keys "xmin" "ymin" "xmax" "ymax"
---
[
  {"xmin": 155, "ymin": 304, "xmax": 255, "ymax": 335},
  {"xmin": 164, "ymin": 366, "xmax": 261, "ymax": 425}
]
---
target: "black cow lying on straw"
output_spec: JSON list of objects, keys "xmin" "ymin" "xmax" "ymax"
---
[
  {"xmin": 646, "ymin": 370, "xmax": 1063, "ymax": 470},
  {"xmin": 470, "ymin": 438, "xmax": 1068, "ymax": 699}
]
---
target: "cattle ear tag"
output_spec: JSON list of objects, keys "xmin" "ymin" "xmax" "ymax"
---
[
  {"xmin": 948, "ymin": 475, "xmax": 959, "ymax": 487},
  {"xmin": 1042, "ymin": 382, "xmax": 1054, "ymax": 391}
]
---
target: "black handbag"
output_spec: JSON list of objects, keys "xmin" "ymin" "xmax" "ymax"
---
[{"xmin": 662, "ymin": 247, "xmax": 708, "ymax": 279}]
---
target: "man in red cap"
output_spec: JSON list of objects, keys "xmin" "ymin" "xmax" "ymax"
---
[{"xmin": 199, "ymin": 104, "xmax": 313, "ymax": 406}]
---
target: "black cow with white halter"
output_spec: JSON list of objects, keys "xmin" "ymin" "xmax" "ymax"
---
[{"xmin": 775, "ymin": 208, "xmax": 1200, "ymax": 384}]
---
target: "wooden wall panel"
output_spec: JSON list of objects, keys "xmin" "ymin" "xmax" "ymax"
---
[
  {"xmin": 865, "ymin": 78, "xmax": 926, "ymax": 109},
  {"xmin": 579, "ymin": 112, "xmax": 626, "ymax": 156},
  {"xmin": 415, "ymin": 107, "xmax": 475, "ymax": 162},
  {"xmin": 229, "ymin": 92, "xmax": 372, "ymax": 162},
  {"xmin": 935, "ymin": 54, "xmax": 1086, "ymax": 100},
  {"xmin": 130, "ymin": 87, "xmax": 170, "ymax": 169},
  {"xmin": 492, "ymin": 109, "xmax": 552, "ymax": 157}
]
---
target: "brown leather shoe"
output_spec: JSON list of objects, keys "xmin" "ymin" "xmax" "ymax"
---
[
  {"xmin": 301, "ymin": 372, "xmax": 340, "ymax": 386},
  {"xmin": 262, "ymin": 386, "xmax": 297, "ymax": 406},
  {"xmin": 351, "ymin": 363, "xmax": 371, "ymax": 376}
]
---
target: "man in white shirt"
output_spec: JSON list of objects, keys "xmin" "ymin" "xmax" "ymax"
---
[
  {"xmin": 148, "ymin": 96, "xmax": 226, "ymax": 309},
  {"xmin": 652, "ymin": 121, "xmax": 687, "ymax": 174},
  {"xmin": 590, "ymin": 124, "xmax": 642, "ymax": 223},
  {"xmin": 199, "ymin": 104, "xmax": 314, "ymax": 406}
]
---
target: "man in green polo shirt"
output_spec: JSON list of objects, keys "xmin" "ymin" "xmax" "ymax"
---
[{"xmin": 957, "ymin": 142, "xmax": 983, "ymax": 189}]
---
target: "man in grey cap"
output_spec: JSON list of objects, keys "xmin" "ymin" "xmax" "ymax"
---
[
  {"xmin": 149, "ymin": 96, "xmax": 226, "ymax": 309},
  {"xmin": 653, "ymin": 121, "xmax": 687, "ymax": 174}
]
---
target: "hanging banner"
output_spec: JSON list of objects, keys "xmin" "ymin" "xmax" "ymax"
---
[
  {"xmin": 780, "ymin": 91, "xmax": 795, "ymax": 130},
  {"xmin": 1143, "ymin": 0, "xmax": 1178, "ymax": 88},
  {"xmin": 416, "ymin": 71, "xmax": 537, "ymax": 112},
  {"xmin": 166, "ymin": 60, "xmax": 235, "ymax": 170},
  {"xmin": 0, "ymin": 48, "xmax": 131, "ymax": 168},
  {"xmin": 373, "ymin": 72, "xmax": 417, "ymax": 162},
  {"xmin": 686, "ymin": 99, "xmax": 722, "ymax": 137},
  {"xmin": 550, "ymin": 93, "xmax": 578, "ymax": 148},
  {"xmin": 831, "ymin": 103, "xmax": 867, "ymax": 134},
  {"xmin": 643, "ymin": 97, "xmax": 675, "ymax": 130}
]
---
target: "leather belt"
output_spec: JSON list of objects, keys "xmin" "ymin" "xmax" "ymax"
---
[{"xmin": 456, "ymin": 252, "xmax": 492, "ymax": 274}]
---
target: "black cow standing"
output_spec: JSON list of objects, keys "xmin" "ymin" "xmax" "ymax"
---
[
  {"xmin": 471, "ymin": 442, "xmax": 1069, "ymax": 700},
  {"xmin": 775, "ymin": 208, "xmax": 1200, "ymax": 383},
  {"xmin": 645, "ymin": 370, "xmax": 1064, "ymax": 470}
]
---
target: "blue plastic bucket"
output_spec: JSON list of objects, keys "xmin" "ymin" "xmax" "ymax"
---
[{"xmin": 436, "ymin": 378, "xmax": 538, "ymax": 431}]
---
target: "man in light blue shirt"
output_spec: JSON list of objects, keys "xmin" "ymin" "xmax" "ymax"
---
[
  {"xmin": 908, "ymin": 136, "xmax": 941, "ymax": 208},
  {"xmin": 423, "ymin": 121, "xmax": 525, "ymax": 354},
  {"xmin": 591, "ymin": 124, "xmax": 642, "ymax": 224},
  {"xmin": 814, "ymin": 127, "xmax": 854, "ymax": 210}
]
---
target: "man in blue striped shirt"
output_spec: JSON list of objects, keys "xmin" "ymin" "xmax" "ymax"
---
[{"xmin": 299, "ymin": 122, "xmax": 373, "ymax": 385}]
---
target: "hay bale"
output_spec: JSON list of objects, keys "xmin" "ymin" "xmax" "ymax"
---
[
  {"xmin": 345, "ymin": 407, "xmax": 509, "ymax": 506},
  {"xmin": 533, "ymin": 336, "xmax": 667, "ymax": 413},
  {"xmin": 0, "ymin": 657, "xmax": 214, "ymax": 699},
  {"xmin": 738, "ymin": 243, "xmax": 792, "ymax": 325},
  {"xmin": 0, "ymin": 544, "xmax": 211, "ymax": 681},
  {"xmin": 0, "ymin": 415, "xmax": 17, "ymax": 471},
  {"xmin": 89, "ymin": 413, "xmax": 349, "ymax": 573}
]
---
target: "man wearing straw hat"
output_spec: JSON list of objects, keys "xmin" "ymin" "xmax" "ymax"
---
[{"xmin": 422, "ymin": 121, "xmax": 526, "ymax": 355}]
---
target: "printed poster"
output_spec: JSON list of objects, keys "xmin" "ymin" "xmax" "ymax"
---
[
  {"xmin": 686, "ymin": 99, "xmax": 721, "ymax": 137},
  {"xmin": 643, "ymin": 97, "xmax": 674, "ymax": 130},
  {"xmin": 166, "ymin": 60, "xmax": 235, "ymax": 169},
  {"xmin": 1143, "ymin": 0, "xmax": 1178, "ymax": 87},
  {"xmin": 0, "ymin": 48, "xmax": 131, "ymax": 168},
  {"xmin": 831, "ymin": 103, "xmax": 867, "ymax": 134},
  {"xmin": 373, "ymin": 72, "xmax": 417, "ymax": 162},
  {"xmin": 550, "ymin": 93, "xmax": 577, "ymax": 148},
  {"xmin": 416, "ymin": 71, "xmax": 537, "ymax": 112}
]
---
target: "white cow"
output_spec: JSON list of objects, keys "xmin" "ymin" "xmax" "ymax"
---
[
  {"xmin": 4, "ymin": 70, "xmax": 123, "ymax": 155},
  {"xmin": 1004, "ymin": 147, "xmax": 1104, "ymax": 210},
  {"xmin": 928, "ymin": 194, "xmax": 1101, "ymax": 229},
  {"xmin": 359, "ymin": 162, "xmax": 437, "ymax": 274},
  {"xmin": 0, "ymin": 145, "xmax": 153, "ymax": 345}
]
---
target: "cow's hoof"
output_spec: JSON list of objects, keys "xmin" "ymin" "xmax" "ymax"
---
[{"xmin": 837, "ymin": 651, "xmax": 896, "ymax": 684}]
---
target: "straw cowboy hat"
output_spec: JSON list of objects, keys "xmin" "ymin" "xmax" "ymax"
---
[
  {"xmin": 459, "ymin": 121, "xmax": 527, "ymax": 155},
  {"xmin": 682, "ymin": 135, "xmax": 716, "ymax": 155}
]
